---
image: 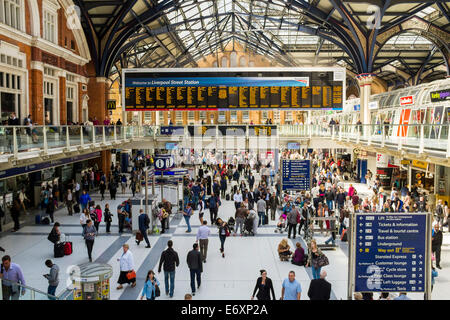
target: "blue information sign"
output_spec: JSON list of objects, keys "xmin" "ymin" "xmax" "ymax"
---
[
  {"xmin": 281, "ymin": 159, "xmax": 310, "ymax": 191},
  {"xmin": 154, "ymin": 155, "xmax": 175, "ymax": 170},
  {"xmin": 354, "ymin": 213, "xmax": 428, "ymax": 293},
  {"xmin": 160, "ymin": 126, "xmax": 184, "ymax": 135}
]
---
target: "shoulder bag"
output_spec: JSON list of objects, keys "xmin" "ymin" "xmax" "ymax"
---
[{"xmin": 316, "ymin": 252, "xmax": 329, "ymax": 268}]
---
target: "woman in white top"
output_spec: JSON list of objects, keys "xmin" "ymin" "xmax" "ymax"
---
[
  {"xmin": 80, "ymin": 208, "xmax": 90, "ymax": 231},
  {"xmin": 117, "ymin": 244, "xmax": 136, "ymax": 289}
]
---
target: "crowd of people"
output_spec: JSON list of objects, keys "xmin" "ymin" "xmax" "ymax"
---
[{"xmin": 0, "ymin": 147, "xmax": 448, "ymax": 301}]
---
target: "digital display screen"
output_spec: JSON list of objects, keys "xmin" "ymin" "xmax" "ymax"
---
[{"xmin": 124, "ymin": 70, "xmax": 344, "ymax": 110}]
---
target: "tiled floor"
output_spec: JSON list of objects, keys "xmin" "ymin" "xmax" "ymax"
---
[{"xmin": 0, "ymin": 182, "xmax": 448, "ymax": 300}]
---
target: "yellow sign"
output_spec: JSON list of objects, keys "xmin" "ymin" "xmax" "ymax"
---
[
  {"xmin": 107, "ymin": 100, "xmax": 116, "ymax": 110},
  {"xmin": 412, "ymin": 160, "xmax": 428, "ymax": 169},
  {"xmin": 401, "ymin": 160, "xmax": 411, "ymax": 165}
]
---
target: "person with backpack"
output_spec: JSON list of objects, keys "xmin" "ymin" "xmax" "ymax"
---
[
  {"xmin": 158, "ymin": 240, "xmax": 180, "ymax": 298},
  {"xmin": 117, "ymin": 203, "xmax": 126, "ymax": 234},
  {"xmin": 104, "ymin": 203, "xmax": 112, "ymax": 233},
  {"xmin": 47, "ymin": 222, "xmax": 61, "ymax": 244},
  {"xmin": 99, "ymin": 180, "xmax": 106, "ymax": 201},
  {"xmin": 137, "ymin": 209, "xmax": 151, "ymax": 248},
  {"xmin": 140, "ymin": 270, "xmax": 160, "ymax": 300}
]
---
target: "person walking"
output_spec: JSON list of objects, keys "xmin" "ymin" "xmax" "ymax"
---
[
  {"xmin": 183, "ymin": 202, "xmax": 193, "ymax": 233},
  {"xmin": 43, "ymin": 260, "xmax": 59, "ymax": 300},
  {"xmin": 80, "ymin": 208, "xmax": 90, "ymax": 231},
  {"xmin": 117, "ymin": 244, "xmax": 136, "ymax": 289},
  {"xmin": 286, "ymin": 204, "xmax": 300, "ymax": 239},
  {"xmin": 99, "ymin": 180, "xmax": 106, "ymax": 201},
  {"xmin": 108, "ymin": 179, "xmax": 117, "ymax": 200},
  {"xmin": 324, "ymin": 211, "xmax": 337, "ymax": 245},
  {"xmin": 251, "ymin": 270, "xmax": 276, "ymax": 300},
  {"xmin": 79, "ymin": 190, "xmax": 91, "ymax": 211},
  {"xmin": 208, "ymin": 192, "xmax": 221, "ymax": 225},
  {"xmin": 46, "ymin": 195, "xmax": 55, "ymax": 223},
  {"xmin": 218, "ymin": 220, "xmax": 229, "ymax": 258},
  {"xmin": 18, "ymin": 188, "xmax": 29, "ymax": 215},
  {"xmin": 307, "ymin": 239, "xmax": 328, "ymax": 279},
  {"xmin": 104, "ymin": 203, "xmax": 112, "ymax": 233},
  {"xmin": 307, "ymin": 270, "xmax": 331, "ymax": 300},
  {"xmin": 82, "ymin": 219, "xmax": 97, "ymax": 262},
  {"xmin": 137, "ymin": 209, "xmax": 151, "ymax": 248},
  {"xmin": 268, "ymin": 193, "xmax": 279, "ymax": 221},
  {"xmin": 187, "ymin": 243, "xmax": 203, "ymax": 296},
  {"xmin": 158, "ymin": 240, "xmax": 179, "ymax": 298},
  {"xmin": 281, "ymin": 271, "xmax": 302, "ymax": 300},
  {"xmin": 117, "ymin": 203, "xmax": 126, "ymax": 234},
  {"xmin": 10, "ymin": 198, "xmax": 21, "ymax": 232},
  {"xmin": 432, "ymin": 224, "xmax": 443, "ymax": 269},
  {"xmin": 234, "ymin": 204, "xmax": 248, "ymax": 236},
  {"xmin": 0, "ymin": 255, "xmax": 26, "ymax": 300},
  {"xmin": 196, "ymin": 220, "xmax": 210, "ymax": 262},
  {"xmin": 94, "ymin": 205, "xmax": 102, "ymax": 232},
  {"xmin": 140, "ymin": 270, "xmax": 160, "ymax": 300},
  {"xmin": 256, "ymin": 197, "xmax": 267, "ymax": 226},
  {"xmin": 65, "ymin": 189, "xmax": 73, "ymax": 216},
  {"xmin": 233, "ymin": 189, "xmax": 243, "ymax": 210}
]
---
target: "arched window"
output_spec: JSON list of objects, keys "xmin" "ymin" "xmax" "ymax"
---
[
  {"xmin": 239, "ymin": 56, "xmax": 247, "ymax": 67},
  {"xmin": 230, "ymin": 52, "xmax": 237, "ymax": 67},
  {"xmin": 221, "ymin": 56, "xmax": 228, "ymax": 68},
  {"xmin": 249, "ymin": 60, "xmax": 255, "ymax": 67}
]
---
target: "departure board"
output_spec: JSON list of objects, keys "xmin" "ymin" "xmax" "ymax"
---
[{"xmin": 123, "ymin": 68, "xmax": 345, "ymax": 110}]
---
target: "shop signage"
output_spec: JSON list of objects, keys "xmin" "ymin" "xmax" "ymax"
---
[
  {"xmin": 412, "ymin": 160, "xmax": 428, "ymax": 170},
  {"xmin": 401, "ymin": 160, "xmax": 411, "ymax": 165},
  {"xmin": 376, "ymin": 153, "xmax": 388, "ymax": 167},
  {"xmin": 354, "ymin": 104, "xmax": 361, "ymax": 111},
  {"xmin": 107, "ymin": 100, "xmax": 116, "ymax": 110},
  {"xmin": 354, "ymin": 213, "xmax": 428, "ymax": 293},
  {"xmin": 376, "ymin": 167, "xmax": 393, "ymax": 187},
  {"xmin": 399, "ymin": 95, "xmax": 414, "ymax": 106},
  {"xmin": 430, "ymin": 89, "xmax": 450, "ymax": 102},
  {"xmin": 287, "ymin": 142, "xmax": 300, "ymax": 150}
]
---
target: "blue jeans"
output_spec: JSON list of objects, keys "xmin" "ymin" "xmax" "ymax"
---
[
  {"xmin": 184, "ymin": 215, "xmax": 192, "ymax": 232},
  {"xmin": 312, "ymin": 266, "xmax": 321, "ymax": 280},
  {"xmin": 190, "ymin": 269, "xmax": 201, "ymax": 293},
  {"xmin": 47, "ymin": 285, "xmax": 57, "ymax": 300},
  {"xmin": 164, "ymin": 271, "xmax": 175, "ymax": 297},
  {"xmin": 326, "ymin": 200, "xmax": 333, "ymax": 210},
  {"xmin": 325, "ymin": 234, "xmax": 336, "ymax": 245},
  {"xmin": 183, "ymin": 196, "xmax": 189, "ymax": 210},
  {"xmin": 258, "ymin": 212, "xmax": 265, "ymax": 226}
]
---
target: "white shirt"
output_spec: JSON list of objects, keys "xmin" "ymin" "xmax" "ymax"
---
[
  {"xmin": 80, "ymin": 213, "xmax": 88, "ymax": 225},
  {"xmin": 234, "ymin": 193, "xmax": 243, "ymax": 202},
  {"xmin": 120, "ymin": 250, "xmax": 134, "ymax": 271}
]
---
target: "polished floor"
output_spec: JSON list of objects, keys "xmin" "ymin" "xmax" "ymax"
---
[{"xmin": 1, "ymin": 182, "xmax": 449, "ymax": 300}]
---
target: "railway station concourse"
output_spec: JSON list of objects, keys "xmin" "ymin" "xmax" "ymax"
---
[{"xmin": 0, "ymin": 0, "xmax": 449, "ymax": 306}]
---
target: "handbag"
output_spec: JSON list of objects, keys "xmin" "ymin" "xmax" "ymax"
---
[
  {"xmin": 154, "ymin": 283, "xmax": 161, "ymax": 297},
  {"xmin": 126, "ymin": 270, "xmax": 136, "ymax": 280},
  {"xmin": 316, "ymin": 253, "xmax": 329, "ymax": 268}
]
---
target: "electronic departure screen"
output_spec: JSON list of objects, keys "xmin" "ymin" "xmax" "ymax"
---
[{"xmin": 123, "ymin": 68, "xmax": 345, "ymax": 110}]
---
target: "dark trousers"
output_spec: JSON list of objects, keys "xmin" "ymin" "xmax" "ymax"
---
[
  {"xmin": 161, "ymin": 218, "xmax": 168, "ymax": 233},
  {"xmin": 210, "ymin": 208, "xmax": 218, "ymax": 224},
  {"xmin": 190, "ymin": 269, "xmax": 201, "ymax": 293},
  {"xmin": 199, "ymin": 239, "xmax": 209, "ymax": 261},
  {"xmin": 298, "ymin": 219, "xmax": 306, "ymax": 235},
  {"xmin": 258, "ymin": 212, "xmax": 265, "ymax": 226},
  {"xmin": 85, "ymin": 239, "xmax": 94, "ymax": 260},
  {"xmin": 118, "ymin": 215, "xmax": 125, "ymax": 233},
  {"xmin": 110, "ymin": 191, "xmax": 116, "ymax": 200},
  {"xmin": 94, "ymin": 222, "xmax": 100, "ymax": 232},
  {"xmin": 48, "ymin": 211, "xmax": 54, "ymax": 223},
  {"xmin": 140, "ymin": 228, "xmax": 151, "ymax": 247},
  {"xmin": 12, "ymin": 214, "xmax": 20, "ymax": 231},
  {"xmin": 106, "ymin": 221, "xmax": 111, "ymax": 233},
  {"xmin": 433, "ymin": 246, "xmax": 441, "ymax": 267},
  {"xmin": 288, "ymin": 223, "xmax": 297, "ymax": 238},
  {"xmin": 221, "ymin": 189, "xmax": 226, "ymax": 198},
  {"xmin": 270, "ymin": 208, "xmax": 276, "ymax": 221},
  {"xmin": 2, "ymin": 285, "xmax": 20, "ymax": 300},
  {"xmin": 219, "ymin": 235, "xmax": 226, "ymax": 252}
]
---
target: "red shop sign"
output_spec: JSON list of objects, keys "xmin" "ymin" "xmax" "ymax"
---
[{"xmin": 400, "ymin": 95, "xmax": 414, "ymax": 106}]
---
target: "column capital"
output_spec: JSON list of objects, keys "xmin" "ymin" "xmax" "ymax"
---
[{"xmin": 356, "ymin": 73, "xmax": 376, "ymax": 86}]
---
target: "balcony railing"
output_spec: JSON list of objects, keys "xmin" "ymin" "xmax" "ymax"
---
[
  {"xmin": 0, "ymin": 278, "xmax": 65, "ymax": 300},
  {"xmin": 0, "ymin": 124, "xmax": 448, "ymax": 160}
]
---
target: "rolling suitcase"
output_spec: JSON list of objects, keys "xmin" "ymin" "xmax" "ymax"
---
[
  {"xmin": 341, "ymin": 229, "xmax": 348, "ymax": 242},
  {"xmin": 226, "ymin": 194, "xmax": 230, "ymax": 201},
  {"xmin": 54, "ymin": 242, "xmax": 65, "ymax": 258},
  {"xmin": 64, "ymin": 241, "xmax": 73, "ymax": 255},
  {"xmin": 74, "ymin": 203, "xmax": 80, "ymax": 214},
  {"xmin": 41, "ymin": 216, "xmax": 50, "ymax": 225},
  {"xmin": 35, "ymin": 215, "xmax": 41, "ymax": 224}
]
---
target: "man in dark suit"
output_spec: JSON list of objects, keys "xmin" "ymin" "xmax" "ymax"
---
[{"xmin": 307, "ymin": 270, "xmax": 331, "ymax": 300}]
